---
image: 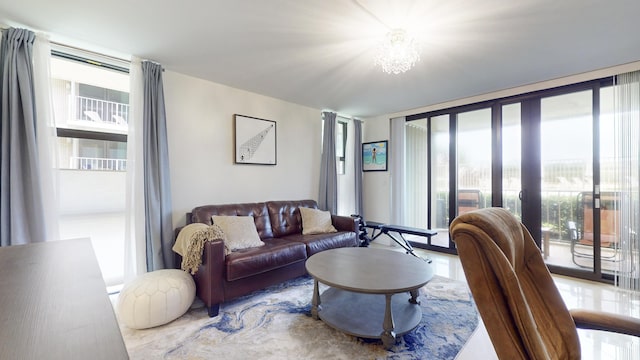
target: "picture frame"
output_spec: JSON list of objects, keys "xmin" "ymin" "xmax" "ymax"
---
[
  {"xmin": 234, "ymin": 114, "xmax": 277, "ymax": 165},
  {"xmin": 362, "ymin": 140, "xmax": 388, "ymax": 171}
]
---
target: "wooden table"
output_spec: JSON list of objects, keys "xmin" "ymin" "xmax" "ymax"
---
[
  {"xmin": 0, "ymin": 238, "xmax": 128, "ymax": 359},
  {"xmin": 305, "ymin": 247, "xmax": 433, "ymax": 349}
]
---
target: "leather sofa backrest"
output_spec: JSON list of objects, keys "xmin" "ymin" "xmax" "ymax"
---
[
  {"xmin": 190, "ymin": 202, "xmax": 274, "ymax": 239},
  {"xmin": 267, "ymin": 200, "xmax": 318, "ymax": 238}
]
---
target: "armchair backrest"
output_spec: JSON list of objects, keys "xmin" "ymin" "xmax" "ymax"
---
[{"xmin": 450, "ymin": 207, "xmax": 581, "ymax": 360}]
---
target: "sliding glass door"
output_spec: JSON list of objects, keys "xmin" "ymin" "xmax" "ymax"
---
[
  {"xmin": 457, "ymin": 108, "xmax": 492, "ymax": 217},
  {"xmin": 404, "ymin": 78, "xmax": 623, "ymax": 282},
  {"xmin": 538, "ymin": 90, "xmax": 595, "ymax": 270},
  {"xmin": 428, "ymin": 115, "xmax": 451, "ymax": 248},
  {"xmin": 502, "ymin": 103, "xmax": 522, "ymax": 219},
  {"xmin": 520, "ymin": 86, "xmax": 620, "ymax": 279}
]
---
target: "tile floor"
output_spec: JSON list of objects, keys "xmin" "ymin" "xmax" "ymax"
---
[{"xmin": 370, "ymin": 243, "xmax": 640, "ymax": 360}]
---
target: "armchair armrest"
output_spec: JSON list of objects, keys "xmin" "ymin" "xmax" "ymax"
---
[
  {"xmin": 571, "ymin": 309, "xmax": 640, "ymax": 337},
  {"xmin": 331, "ymin": 214, "xmax": 358, "ymax": 233}
]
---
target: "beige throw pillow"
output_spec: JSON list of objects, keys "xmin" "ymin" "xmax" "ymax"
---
[
  {"xmin": 211, "ymin": 215, "xmax": 264, "ymax": 254},
  {"xmin": 299, "ymin": 207, "xmax": 337, "ymax": 235}
]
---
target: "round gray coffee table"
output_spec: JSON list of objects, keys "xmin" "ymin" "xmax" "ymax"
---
[{"xmin": 305, "ymin": 247, "xmax": 433, "ymax": 349}]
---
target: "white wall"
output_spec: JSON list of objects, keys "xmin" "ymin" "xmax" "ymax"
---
[
  {"xmin": 162, "ymin": 71, "xmax": 323, "ymax": 228},
  {"xmin": 361, "ymin": 115, "xmax": 391, "ymax": 224}
]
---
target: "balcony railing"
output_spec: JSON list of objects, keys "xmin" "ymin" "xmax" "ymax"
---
[
  {"xmin": 77, "ymin": 96, "xmax": 129, "ymax": 126},
  {"xmin": 70, "ymin": 157, "xmax": 127, "ymax": 171}
]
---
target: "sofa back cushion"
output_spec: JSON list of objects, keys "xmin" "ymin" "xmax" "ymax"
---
[
  {"xmin": 267, "ymin": 200, "xmax": 318, "ymax": 238},
  {"xmin": 190, "ymin": 202, "xmax": 274, "ymax": 239}
]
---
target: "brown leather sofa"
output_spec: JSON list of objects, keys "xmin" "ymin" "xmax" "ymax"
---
[{"xmin": 178, "ymin": 199, "xmax": 358, "ymax": 317}]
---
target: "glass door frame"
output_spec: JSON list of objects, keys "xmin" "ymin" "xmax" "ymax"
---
[{"xmin": 522, "ymin": 82, "xmax": 607, "ymax": 281}]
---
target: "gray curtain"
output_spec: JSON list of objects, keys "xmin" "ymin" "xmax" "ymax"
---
[
  {"xmin": 353, "ymin": 119, "xmax": 364, "ymax": 216},
  {"xmin": 0, "ymin": 28, "xmax": 47, "ymax": 246},
  {"xmin": 142, "ymin": 61, "xmax": 174, "ymax": 270},
  {"xmin": 318, "ymin": 111, "xmax": 337, "ymax": 213}
]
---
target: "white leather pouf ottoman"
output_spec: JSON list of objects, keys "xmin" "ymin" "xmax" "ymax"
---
[{"xmin": 117, "ymin": 269, "xmax": 196, "ymax": 329}]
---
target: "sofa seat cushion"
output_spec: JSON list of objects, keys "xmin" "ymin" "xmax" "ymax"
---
[
  {"xmin": 225, "ymin": 238, "xmax": 307, "ymax": 281},
  {"xmin": 282, "ymin": 231, "xmax": 358, "ymax": 257}
]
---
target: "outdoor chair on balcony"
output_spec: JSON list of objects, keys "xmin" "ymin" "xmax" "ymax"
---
[
  {"xmin": 83, "ymin": 110, "xmax": 103, "ymax": 122},
  {"xmin": 450, "ymin": 207, "xmax": 640, "ymax": 359},
  {"xmin": 568, "ymin": 220, "xmax": 618, "ymax": 267},
  {"xmin": 570, "ymin": 192, "xmax": 621, "ymax": 268},
  {"xmin": 458, "ymin": 189, "xmax": 482, "ymax": 215},
  {"xmin": 112, "ymin": 114, "xmax": 127, "ymax": 125}
]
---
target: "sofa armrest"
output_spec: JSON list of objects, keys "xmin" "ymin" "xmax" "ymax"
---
[
  {"xmin": 192, "ymin": 240, "xmax": 226, "ymax": 315},
  {"xmin": 331, "ymin": 214, "xmax": 358, "ymax": 233},
  {"xmin": 173, "ymin": 227, "xmax": 184, "ymax": 269}
]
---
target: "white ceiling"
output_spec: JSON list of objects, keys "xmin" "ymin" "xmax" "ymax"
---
[{"xmin": 1, "ymin": 0, "xmax": 639, "ymax": 118}]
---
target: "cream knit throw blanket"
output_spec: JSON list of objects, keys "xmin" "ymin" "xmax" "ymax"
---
[{"xmin": 172, "ymin": 223, "xmax": 226, "ymax": 275}]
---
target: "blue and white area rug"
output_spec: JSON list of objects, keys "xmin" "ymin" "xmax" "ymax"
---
[{"xmin": 120, "ymin": 275, "xmax": 478, "ymax": 359}]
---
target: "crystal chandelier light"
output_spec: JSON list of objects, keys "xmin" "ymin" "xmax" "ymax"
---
[{"xmin": 374, "ymin": 28, "xmax": 420, "ymax": 74}]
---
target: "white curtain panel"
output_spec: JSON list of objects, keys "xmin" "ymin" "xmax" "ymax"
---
[
  {"xmin": 124, "ymin": 56, "xmax": 147, "ymax": 281},
  {"xmin": 613, "ymin": 70, "xmax": 640, "ymax": 291},
  {"xmin": 405, "ymin": 123, "xmax": 428, "ymax": 229},
  {"xmin": 33, "ymin": 33, "xmax": 60, "ymax": 241},
  {"xmin": 390, "ymin": 116, "xmax": 406, "ymax": 225}
]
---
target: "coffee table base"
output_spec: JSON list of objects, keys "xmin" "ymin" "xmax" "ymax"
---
[{"xmin": 314, "ymin": 287, "xmax": 422, "ymax": 349}]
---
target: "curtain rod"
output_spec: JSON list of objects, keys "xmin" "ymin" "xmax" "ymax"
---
[
  {"xmin": 322, "ymin": 110, "xmax": 355, "ymax": 120},
  {"xmin": 1, "ymin": 26, "xmax": 166, "ymax": 72},
  {"xmin": 50, "ymin": 42, "xmax": 166, "ymax": 72},
  {"xmin": 1, "ymin": 26, "xmax": 130, "ymax": 66},
  {"xmin": 51, "ymin": 49, "xmax": 129, "ymax": 73},
  {"xmin": 50, "ymin": 40, "xmax": 130, "ymax": 65}
]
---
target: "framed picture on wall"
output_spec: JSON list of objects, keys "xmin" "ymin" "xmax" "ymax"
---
[
  {"xmin": 234, "ymin": 114, "xmax": 277, "ymax": 165},
  {"xmin": 362, "ymin": 140, "xmax": 388, "ymax": 171}
]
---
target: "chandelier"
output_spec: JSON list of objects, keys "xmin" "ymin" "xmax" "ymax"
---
[{"xmin": 374, "ymin": 28, "xmax": 420, "ymax": 74}]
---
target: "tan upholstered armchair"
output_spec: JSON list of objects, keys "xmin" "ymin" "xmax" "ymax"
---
[{"xmin": 450, "ymin": 207, "xmax": 640, "ymax": 360}]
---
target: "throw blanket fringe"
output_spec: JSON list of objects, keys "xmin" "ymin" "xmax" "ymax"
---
[{"xmin": 173, "ymin": 223, "xmax": 226, "ymax": 275}]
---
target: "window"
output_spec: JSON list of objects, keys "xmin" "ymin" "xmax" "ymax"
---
[
  {"xmin": 51, "ymin": 53, "xmax": 129, "ymax": 171},
  {"xmin": 50, "ymin": 50, "xmax": 129, "ymax": 288},
  {"xmin": 336, "ymin": 120, "xmax": 347, "ymax": 174}
]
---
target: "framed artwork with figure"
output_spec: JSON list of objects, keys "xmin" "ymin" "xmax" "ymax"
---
[
  {"xmin": 234, "ymin": 114, "xmax": 277, "ymax": 165},
  {"xmin": 362, "ymin": 140, "xmax": 388, "ymax": 171}
]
